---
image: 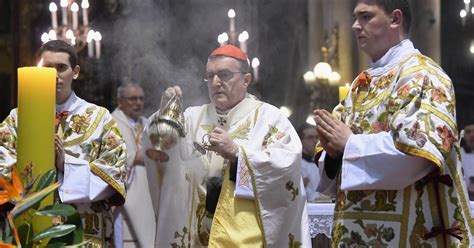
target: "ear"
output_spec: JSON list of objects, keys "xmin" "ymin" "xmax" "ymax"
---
[
  {"xmin": 391, "ymin": 9, "xmax": 403, "ymax": 29},
  {"xmin": 72, "ymin": 65, "xmax": 80, "ymax": 80},
  {"xmin": 117, "ymin": 97, "xmax": 123, "ymax": 108},
  {"xmin": 243, "ymin": 73, "xmax": 252, "ymax": 87}
]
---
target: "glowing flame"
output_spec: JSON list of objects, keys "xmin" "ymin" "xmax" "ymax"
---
[
  {"xmin": 60, "ymin": 0, "xmax": 68, "ymax": 8},
  {"xmin": 65, "ymin": 29, "xmax": 74, "ymax": 39},
  {"xmin": 238, "ymin": 31, "xmax": 249, "ymax": 42},
  {"xmin": 48, "ymin": 30, "xmax": 57, "ymax": 40},
  {"xmin": 37, "ymin": 59, "xmax": 44, "ymax": 67},
  {"xmin": 217, "ymin": 32, "xmax": 229, "ymax": 43},
  {"xmin": 71, "ymin": 2, "xmax": 79, "ymax": 12},
  {"xmin": 228, "ymin": 9, "xmax": 236, "ymax": 18},
  {"xmin": 94, "ymin": 31, "xmax": 102, "ymax": 41},
  {"xmin": 87, "ymin": 29, "xmax": 95, "ymax": 42},
  {"xmin": 251, "ymin": 58, "xmax": 260, "ymax": 68},
  {"xmin": 81, "ymin": 0, "xmax": 89, "ymax": 9},
  {"xmin": 49, "ymin": 2, "xmax": 57, "ymax": 12},
  {"xmin": 41, "ymin": 32, "xmax": 50, "ymax": 43}
]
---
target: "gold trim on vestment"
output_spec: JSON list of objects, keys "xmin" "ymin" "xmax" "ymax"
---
[
  {"xmin": 65, "ymin": 108, "xmax": 106, "ymax": 147},
  {"xmin": 353, "ymin": 91, "xmax": 390, "ymax": 112},
  {"xmin": 399, "ymin": 187, "xmax": 411, "ymax": 248},
  {"xmin": 333, "ymin": 211, "xmax": 402, "ymax": 222},
  {"xmin": 447, "ymin": 155, "xmax": 474, "ymax": 235},
  {"xmin": 241, "ymin": 147, "xmax": 267, "ymax": 247},
  {"xmin": 90, "ymin": 162, "xmax": 125, "ymax": 199},
  {"xmin": 395, "ymin": 142, "xmax": 443, "ymax": 172},
  {"xmin": 420, "ymin": 103, "xmax": 457, "ymax": 131}
]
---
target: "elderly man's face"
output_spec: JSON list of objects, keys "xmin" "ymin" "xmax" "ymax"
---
[
  {"xmin": 206, "ymin": 57, "xmax": 250, "ymax": 112},
  {"xmin": 118, "ymin": 86, "xmax": 145, "ymax": 120}
]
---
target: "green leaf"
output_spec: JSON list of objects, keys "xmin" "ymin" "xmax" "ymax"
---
[
  {"xmin": 31, "ymin": 224, "xmax": 76, "ymax": 242},
  {"xmin": 48, "ymin": 212, "xmax": 83, "ymax": 245},
  {"xmin": 35, "ymin": 204, "xmax": 76, "ymax": 217},
  {"xmin": 1, "ymin": 214, "xmax": 12, "ymax": 243},
  {"xmin": 18, "ymin": 222, "xmax": 32, "ymax": 247},
  {"xmin": 10, "ymin": 182, "xmax": 60, "ymax": 218},
  {"xmin": 46, "ymin": 242, "xmax": 67, "ymax": 248},
  {"xmin": 35, "ymin": 170, "xmax": 57, "ymax": 192}
]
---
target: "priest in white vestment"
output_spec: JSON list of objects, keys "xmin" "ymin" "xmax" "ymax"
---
[
  {"xmin": 112, "ymin": 83, "xmax": 155, "ymax": 247},
  {"xmin": 143, "ymin": 44, "xmax": 311, "ymax": 247}
]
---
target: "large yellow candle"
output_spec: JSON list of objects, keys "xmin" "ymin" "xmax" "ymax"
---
[
  {"xmin": 339, "ymin": 83, "xmax": 350, "ymax": 102},
  {"xmin": 17, "ymin": 66, "xmax": 56, "ymax": 232}
]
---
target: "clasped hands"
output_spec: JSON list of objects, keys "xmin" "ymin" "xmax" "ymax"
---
[{"xmin": 313, "ymin": 109, "xmax": 353, "ymax": 158}]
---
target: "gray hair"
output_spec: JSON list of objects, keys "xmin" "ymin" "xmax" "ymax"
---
[{"xmin": 117, "ymin": 82, "xmax": 143, "ymax": 98}]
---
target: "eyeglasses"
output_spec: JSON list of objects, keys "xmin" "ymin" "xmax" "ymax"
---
[
  {"xmin": 121, "ymin": 96, "xmax": 145, "ymax": 102},
  {"xmin": 204, "ymin": 69, "xmax": 243, "ymax": 83}
]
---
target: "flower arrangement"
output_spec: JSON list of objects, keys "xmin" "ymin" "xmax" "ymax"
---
[{"xmin": 0, "ymin": 166, "xmax": 84, "ymax": 247}]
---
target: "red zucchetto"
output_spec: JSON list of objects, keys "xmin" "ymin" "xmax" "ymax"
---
[{"xmin": 209, "ymin": 44, "xmax": 248, "ymax": 63}]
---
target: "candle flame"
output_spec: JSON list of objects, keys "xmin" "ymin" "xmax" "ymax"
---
[
  {"xmin": 345, "ymin": 83, "xmax": 350, "ymax": 87},
  {"xmin": 37, "ymin": 59, "xmax": 44, "ymax": 67},
  {"xmin": 60, "ymin": 0, "xmax": 68, "ymax": 8},
  {"xmin": 94, "ymin": 31, "xmax": 102, "ymax": 41},
  {"xmin": 238, "ymin": 31, "xmax": 249, "ymax": 42},
  {"xmin": 49, "ymin": 2, "xmax": 57, "ymax": 12},
  {"xmin": 41, "ymin": 32, "xmax": 50, "ymax": 43},
  {"xmin": 251, "ymin": 58, "xmax": 260, "ymax": 68},
  {"xmin": 65, "ymin": 29, "xmax": 74, "ymax": 39},
  {"xmin": 217, "ymin": 32, "xmax": 229, "ymax": 43},
  {"xmin": 228, "ymin": 9, "xmax": 236, "ymax": 18},
  {"xmin": 81, "ymin": 0, "xmax": 89, "ymax": 9},
  {"xmin": 87, "ymin": 29, "xmax": 95, "ymax": 42},
  {"xmin": 48, "ymin": 30, "xmax": 57, "ymax": 40},
  {"xmin": 71, "ymin": 2, "xmax": 79, "ymax": 12}
]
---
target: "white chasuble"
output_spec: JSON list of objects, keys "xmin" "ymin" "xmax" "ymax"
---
[{"xmin": 144, "ymin": 96, "xmax": 311, "ymax": 247}]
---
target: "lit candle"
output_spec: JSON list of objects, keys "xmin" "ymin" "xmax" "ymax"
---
[
  {"xmin": 48, "ymin": 29, "xmax": 57, "ymax": 40},
  {"xmin": 17, "ymin": 63, "xmax": 56, "ymax": 231},
  {"xmin": 65, "ymin": 29, "xmax": 74, "ymax": 44},
  {"xmin": 217, "ymin": 32, "xmax": 229, "ymax": 47},
  {"xmin": 71, "ymin": 2, "xmax": 79, "ymax": 30},
  {"xmin": 41, "ymin": 32, "xmax": 50, "ymax": 44},
  {"xmin": 94, "ymin": 31, "xmax": 102, "ymax": 59},
  {"xmin": 228, "ymin": 9, "xmax": 236, "ymax": 33},
  {"xmin": 49, "ymin": 2, "xmax": 58, "ymax": 29},
  {"xmin": 238, "ymin": 31, "xmax": 249, "ymax": 54},
  {"xmin": 81, "ymin": 0, "xmax": 89, "ymax": 26},
  {"xmin": 60, "ymin": 0, "xmax": 68, "ymax": 25},
  {"xmin": 87, "ymin": 29, "xmax": 95, "ymax": 57},
  {"xmin": 251, "ymin": 57, "xmax": 260, "ymax": 82},
  {"xmin": 339, "ymin": 83, "xmax": 350, "ymax": 102}
]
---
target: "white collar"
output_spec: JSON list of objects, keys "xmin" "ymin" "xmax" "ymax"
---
[
  {"xmin": 56, "ymin": 92, "xmax": 78, "ymax": 112},
  {"xmin": 368, "ymin": 39, "xmax": 419, "ymax": 75}
]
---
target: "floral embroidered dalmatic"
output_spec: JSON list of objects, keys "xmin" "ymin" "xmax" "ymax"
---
[
  {"xmin": 321, "ymin": 40, "xmax": 473, "ymax": 247},
  {"xmin": 143, "ymin": 96, "xmax": 311, "ymax": 247},
  {"xmin": 0, "ymin": 93, "xmax": 127, "ymax": 247}
]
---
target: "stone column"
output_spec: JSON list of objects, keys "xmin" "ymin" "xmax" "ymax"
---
[
  {"xmin": 410, "ymin": 0, "xmax": 441, "ymax": 63},
  {"xmin": 308, "ymin": 0, "xmax": 324, "ymax": 68},
  {"xmin": 334, "ymin": 0, "xmax": 356, "ymax": 84}
]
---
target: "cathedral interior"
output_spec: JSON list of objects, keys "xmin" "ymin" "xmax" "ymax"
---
[{"xmin": 0, "ymin": 0, "xmax": 473, "ymax": 130}]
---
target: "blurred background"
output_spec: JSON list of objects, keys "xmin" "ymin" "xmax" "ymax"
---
[{"xmin": 0, "ymin": 0, "xmax": 473, "ymax": 130}]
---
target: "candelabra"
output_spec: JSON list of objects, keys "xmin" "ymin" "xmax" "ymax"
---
[
  {"xmin": 216, "ymin": 9, "xmax": 260, "ymax": 82},
  {"xmin": 302, "ymin": 27, "xmax": 348, "ymax": 125},
  {"xmin": 40, "ymin": 0, "xmax": 102, "ymax": 59}
]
